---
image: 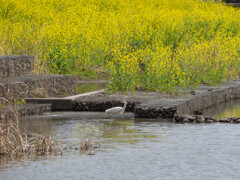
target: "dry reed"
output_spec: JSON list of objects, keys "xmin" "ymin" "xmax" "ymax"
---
[
  {"xmin": 0, "ymin": 83, "xmax": 61, "ymax": 157},
  {"xmin": 80, "ymin": 138, "xmax": 100, "ymax": 155},
  {"xmin": 1, "ymin": 82, "xmax": 100, "ymax": 157},
  {"xmin": 68, "ymin": 137, "xmax": 100, "ymax": 155}
]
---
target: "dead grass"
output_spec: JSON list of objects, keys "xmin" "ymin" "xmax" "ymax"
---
[
  {"xmin": 68, "ymin": 137, "xmax": 100, "ymax": 155},
  {"xmin": 0, "ymin": 82, "xmax": 100, "ymax": 158},
  {"xmin": 0, "ymin": 83, "xmax": 60, "ymax": 157},
  {"xmin": 80, "ymin": 137, "xmax": 100, "ymax": 155}
]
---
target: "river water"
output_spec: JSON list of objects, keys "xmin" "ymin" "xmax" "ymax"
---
[
  {"xmin": 0, "ymin": 108, "xmax": 240, "ymax": 180},
  {"xmin": 76, "ymin": 82, "xmax": 105, "ymax": 94}
]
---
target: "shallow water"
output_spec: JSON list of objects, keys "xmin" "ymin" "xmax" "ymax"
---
[
  {"xmin": 0, "ymin": 112, "xmax": 240, "ymax": 180},
  {"xmin": 76, "ymin": 83, "xmax": 105, "ymax": 94},
  {"xmin": 203, "ymin": 98, "xmax": 240, "ymax": 119}
]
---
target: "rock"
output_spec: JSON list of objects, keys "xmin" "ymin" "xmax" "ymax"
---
[
  {"xmin": 219, "ymin": 118, "xmax": 229, "ymax": 123},
  {"xmin": 194, "ymin": 110, "xmax": 203, "ymax": 115},
  {"xmin": 213, "ymin": 118, "xmax": 219, "ymax": 122},
  {"xmin": 206, "ymin": 120, "xmax": 214, "ymax": 123},
  {"xmin": 196, "ymin": 115, "xmax": 205, "ymax": 123},
  {"xmin": 173, "ymin": 114, "xmax": 184, "ymax": 122},
  {"xmin": 173, "ymin": 114, "xmax": 240, "ymax": 124},
  {"xmin": 183, "ymin": 118, "xmax": 189, "ymax": 123}
]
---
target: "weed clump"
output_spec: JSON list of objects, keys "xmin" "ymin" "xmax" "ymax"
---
[
  {"xmin": 0, "ymin": 83, "xmax": 60, "ymax": 157},
  {"xmin": 80, "ymin": 138, "xmax": 100, "ymax": 155}
]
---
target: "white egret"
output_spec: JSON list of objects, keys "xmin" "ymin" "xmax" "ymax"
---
[{"xmin": 105, "ymin": 100, "xmax": 127, "ymax": 118}]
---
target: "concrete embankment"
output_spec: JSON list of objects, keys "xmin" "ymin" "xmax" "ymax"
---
[
  {"xmin": 2, "ymin": 56, "xmax": 240, "ymax": 119},
  {"xmin": 0, "ymin": 55, "xmax": 77, "ymax": 117},
  {"xmin": 26, "ymin": 80, "xmax": 240, "ymax": 119},
  {"xmin": 0, "ymin": 55, "xmax": 76, "ymax": 99}
]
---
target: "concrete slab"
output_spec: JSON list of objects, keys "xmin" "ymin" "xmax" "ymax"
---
[
  {"xmin": 25, "ymin": 89, "xmax": 105, "ymax": 110},
  {"xmin": 72, "ymin": 80, "xmax": 240, "ymax": 118},
  {"xmin": 22, "ymin": 80, "xmax": 240, "ymax": 119},
  {"xmin": 63, "ymin": 89, "xmax": 105, "ymax": 100},
  {"xmin": 25, "ymin": 98, "xmax": 73, "ymax": 111}
]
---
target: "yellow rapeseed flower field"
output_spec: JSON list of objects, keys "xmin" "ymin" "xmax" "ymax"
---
[{"xmin": 0, "ymin": 0, "xmax": 239, "ymax": 93}]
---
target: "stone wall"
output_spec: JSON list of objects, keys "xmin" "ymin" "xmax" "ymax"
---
[
  {"xmin": 134, "ymin": 106, "xmax": 176, "ymax": 118},
  {"xmin": 0, "ymin": 55, "xmax": 34, "ymax": 78},
  {"xmin": 176, "ymin": 85, "xmax": 240, "ymax": 115},
  {"xmin": 0, "ymin": 74, "xmax": 76, "ymax": 98}
]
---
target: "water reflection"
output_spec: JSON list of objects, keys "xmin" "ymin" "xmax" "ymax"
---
[
  {"xmin": 76, "ymin": 83, "xmax": 105, "ymax": 94},
  {"xmin": 1, "ymin": 113, "xmax": 240, "ymax": 180},
  {"xmin": 0, "ymin": 155, "xmax": 43, "ymax": 171},
  {"xmin": 203, "ymin": 99, "xmax": 240, "ymax": 118},
  {"xmin": 19, "ymin": 116, "xmax": 160, "ymax": 148}
]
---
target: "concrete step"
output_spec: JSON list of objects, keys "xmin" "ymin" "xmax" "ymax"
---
[
  {"xmin": 0, "ymin": 55, "xmax": 34, "ymax": 78},
  {"xmin": 25, "ymin": 89, "xmax": 105, "ymax": 111},
  {"xmin": 0, "ymin": 74, "xmax": 76, "ymax": 99}
]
